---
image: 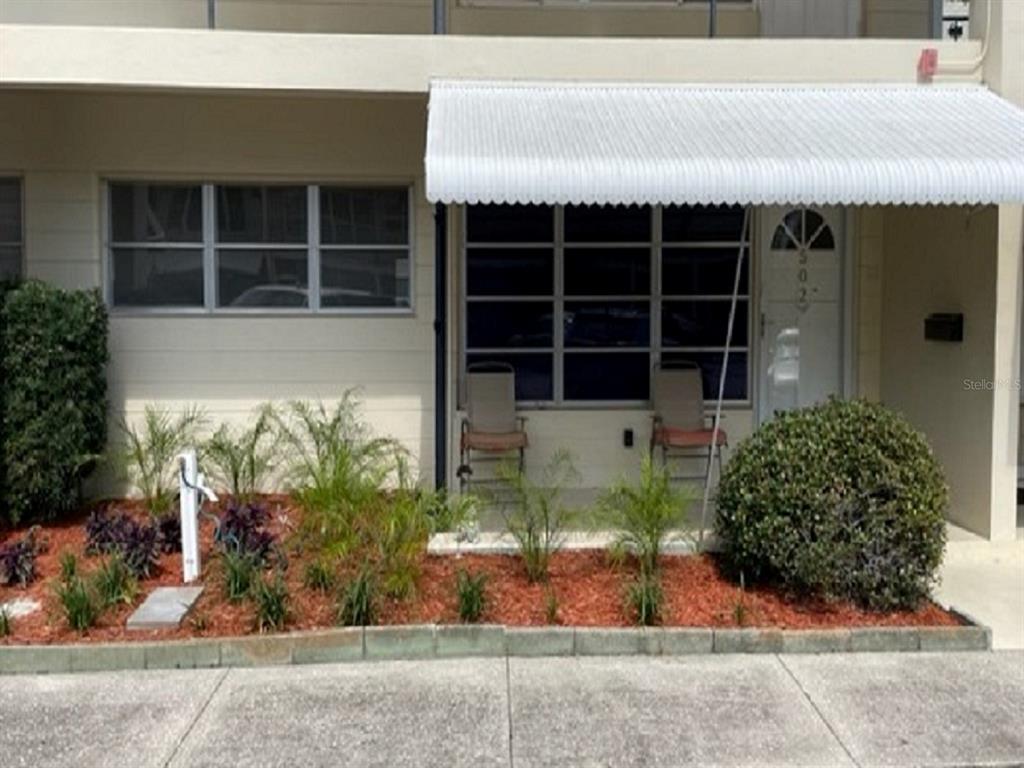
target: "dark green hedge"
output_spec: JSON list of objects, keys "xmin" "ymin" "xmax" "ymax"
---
[
  {"xmin": 715, "ymin": 398, "xmax": 948, "ymax": 610},
  {"xmin": 1, "ymin": 281, "xmax": 108, "ymax": 525}
]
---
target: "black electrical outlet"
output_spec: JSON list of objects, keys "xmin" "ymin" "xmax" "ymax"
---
[{"xmin": 623, "ymin": 428, "xmax": 634, "ymax": 448}]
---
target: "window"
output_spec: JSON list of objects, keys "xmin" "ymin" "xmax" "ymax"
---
[
  {"xmin": 320, "ymin": 187, "xmax": 411, "ymax": 309},
  {"xmin": 216, "ymin": 185, "xmax": 309, "ymax": 308},
  {"xmin": 0, "ymin": 178, "xmax": 23, "ymax": 283},
  {"xmin": 107, "ymin": 182, "xmax": 412, "ymax": 312},
  {"xmin": 110, "ymin": 183, "xmax": 204, "ymax": 307},
  {"xmin": 463, "ymin": 203, "xmax": 751, "ymax": 404}
]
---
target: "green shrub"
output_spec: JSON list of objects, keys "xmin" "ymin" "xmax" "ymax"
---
[
  {"xmin": 715, "ymin": 398, "xmax": 948, "ymax": 610},
  {"xmin": 252, "ymin": 570, "xmax": 289, "ymax": 633},
  {"xmin": 498, "ymin": 449, "xmax": 579, "ymax": 583},
  {"xmin": 55, "ymin": 575, "xmax": 101, "ymax": 632},
  {"xmin": 93, "ymin": 554, "xmax": 137, "ymax": 607},
  {"xmin": 338, "ymin": 563, "xmax": 376, "ymax": 627},
  {"xmin": 0, "ymin": 282, "xmax": 108, "ymax": 525},
  {"xmin": 303, "ymin": 558, "xmax": 336, "ymax": 592},
  {"xmin": 204, "ymin": 407, "xmax": 277, "ymax": 501},
  {"xmin": 0, "ymin": 607, "xmax": 11, "ymax": 637},
  {"xmin": 597, "ymin": 455, "xmax": 695, "ymax": 578},
  {"xmin": 455, "ymin": 568, "xmax": 488, "ymax": 623},
  {"xmin": 222, "ymin": 550, "xmax": 258, "ymax": 603},
  {"xmin": 625, "ymin": 572, "xmax": 663, "ymax": 627},
  {"xmin": 116, "ymin": 405, "xmax": 205, "ymax": 516}
]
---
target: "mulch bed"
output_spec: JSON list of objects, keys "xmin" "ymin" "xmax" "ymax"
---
[{"xmin": 0, "ymin": 498, "xmax": 960, "ymax": 645}]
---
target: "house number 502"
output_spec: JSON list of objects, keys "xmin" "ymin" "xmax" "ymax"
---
[{"xmin": 796, "ymin": 248, "xmax": 810, "ymax": 312}]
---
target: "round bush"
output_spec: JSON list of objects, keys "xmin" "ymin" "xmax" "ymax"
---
[{"xmin": 715, "ymin": 399, "xmax": 947, "ymax": 610}]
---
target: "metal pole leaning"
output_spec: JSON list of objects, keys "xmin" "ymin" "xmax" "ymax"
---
[{"xmin": 699, "ymin": 207, "xmax": 750, "ymax": 548}]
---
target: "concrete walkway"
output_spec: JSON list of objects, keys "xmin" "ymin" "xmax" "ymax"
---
[
  {"xmin": 0, "ymin": 652, "xmax": 1021, "ymax": 768},
  {"xmin": 937, "ymin": 532, "xmax": 1024, "ymax": 650}
]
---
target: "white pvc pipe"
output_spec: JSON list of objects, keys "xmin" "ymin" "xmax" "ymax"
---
[
  {"xmin": 179, "ymin": 450, "xmax": 202, "ymax": 583},
  {"xmin": 699, "ymin": 208, "xmax": 751, "ymax": 547}
]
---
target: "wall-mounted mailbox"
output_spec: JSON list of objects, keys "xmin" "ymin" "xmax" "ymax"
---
[{"xmin": 924, "ymin": 313, "xmax": 963, "ymax": 342}]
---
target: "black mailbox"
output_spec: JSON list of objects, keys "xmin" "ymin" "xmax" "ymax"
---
[{"xmin": 924, "ymin": 313, "xmax": 963, "ymax": 342}]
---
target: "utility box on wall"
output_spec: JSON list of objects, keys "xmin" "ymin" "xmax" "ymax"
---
[{"xmin": 924, "ymin": 313, "xmax": 964, "ymax": 342}]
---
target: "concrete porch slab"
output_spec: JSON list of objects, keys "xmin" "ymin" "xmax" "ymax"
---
[
  {"xmin": 428, "ymin": 529, "xmax": 720, "ymax": 556},
  {"xmin": 127, "ymin": 586, "xmax": 204, "ymax": 631}
]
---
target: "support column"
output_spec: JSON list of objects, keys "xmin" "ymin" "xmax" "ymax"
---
[
  {"xmin": 989, "ymin": 204, "xmax": 1023, "ymax": 540},
  {"xmin": 981, "ymin": 0, "xmax": 1023, "ymax": 540}
]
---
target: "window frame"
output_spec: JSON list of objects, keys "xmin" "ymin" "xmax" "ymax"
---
[
  {"xmin": 461, "ymin": 204, "xmax": 753, "ymax": 409},
  {"xmin": 0, "ymin": 175, "xmax": 25, "ymax": 282},
  {"xmin": 103, "ymin": 179, "xmax": 415, "ymax": 316}
]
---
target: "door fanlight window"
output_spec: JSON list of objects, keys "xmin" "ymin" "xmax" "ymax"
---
[{"xmin": 770, "ymin": 208, "xmax": 835, "ymax": 252}]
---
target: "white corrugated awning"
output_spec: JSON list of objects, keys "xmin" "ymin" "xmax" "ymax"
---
[{"xmin": 425, "ymin": 81, "xmax": 1024, "ymax": 207}]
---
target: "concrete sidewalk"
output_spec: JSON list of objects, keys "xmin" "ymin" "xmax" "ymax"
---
[{"xmin": 0, "ymin": 652, "xmax": 1021, "ymax": 768}]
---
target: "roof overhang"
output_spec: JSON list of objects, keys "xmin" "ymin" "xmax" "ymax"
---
[{"xmin": 426, "ymin": 81, "xmax": 1024, "ymax": 207}]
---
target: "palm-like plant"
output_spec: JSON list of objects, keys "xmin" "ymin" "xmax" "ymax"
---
[
  {"xmin": 598, "ymin": 454, "xmax": 695, "ymax": 577},
  {"xmin": 116, "ymin": 405, "xmax": 205, "ymax": 515},
  {"xmin": 274, "ymin": 393, "xmax": 404, "ymax": 558},
  {"xmin": 203, "ymin": 406, "xmax": 277, "ymax": 501},
  {"xmin": 499, "ymin": 449, "xmax": 579, "ymax": 583}
]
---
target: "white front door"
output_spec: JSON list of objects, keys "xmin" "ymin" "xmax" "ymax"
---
[{"xmin": 758, "ymin": 207, "xmax": 844, "ymax": 423}]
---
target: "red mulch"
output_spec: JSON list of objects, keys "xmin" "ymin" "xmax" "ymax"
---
[{"xmin": 0, "ymin": 498, "xmax": 960, "ymax": 645}]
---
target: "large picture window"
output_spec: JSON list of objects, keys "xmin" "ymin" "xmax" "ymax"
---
[
  {"xmin": 107, "ymin": 182, "xmax": 412, "ymax": 312},
  {"xmin": 463, "ymin": 204, "xmax": 750, "ymax": 404},
  {"xmin": 0, "ymin": 178, "xmax": 23, "ymax": 283}
]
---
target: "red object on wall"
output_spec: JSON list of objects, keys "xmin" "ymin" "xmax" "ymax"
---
[{"xmin": 918, "ymin": 48, "xmax": 939, "ymax": 81}]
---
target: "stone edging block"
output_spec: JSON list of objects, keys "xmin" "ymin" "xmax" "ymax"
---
[{"xmin": 0, "ymin": 619, "xmax": 991, "ymax": 675}]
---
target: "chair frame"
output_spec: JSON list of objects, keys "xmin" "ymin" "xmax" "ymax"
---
[
  {"xmin": 649, "ymin": 361, "xmax": 727, "ymax": 488},
  {"xmin": 457, "ymin": 361, "xmax": 528, "ymax": 495}
]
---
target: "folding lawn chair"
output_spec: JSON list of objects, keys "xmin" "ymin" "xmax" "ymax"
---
[
  {"xmin": 650, "ymin": 361, "xmax": 727, "ymax": 492},
  {"xmin": 457, "ymin": 362, "xmax": 528, "ymax": 494}
]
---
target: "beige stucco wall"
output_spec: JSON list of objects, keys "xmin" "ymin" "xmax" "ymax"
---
[
  {"xmin": 0, "ymin": 25, "xmax": 983, "ymax": 95},
  {"xmin": 879, "ymin": 206, "xmax": 1002, "ymax": 537},
  {"xmin": 0, "ymin": 90, "xmax": 438, "ymax": 487}
]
